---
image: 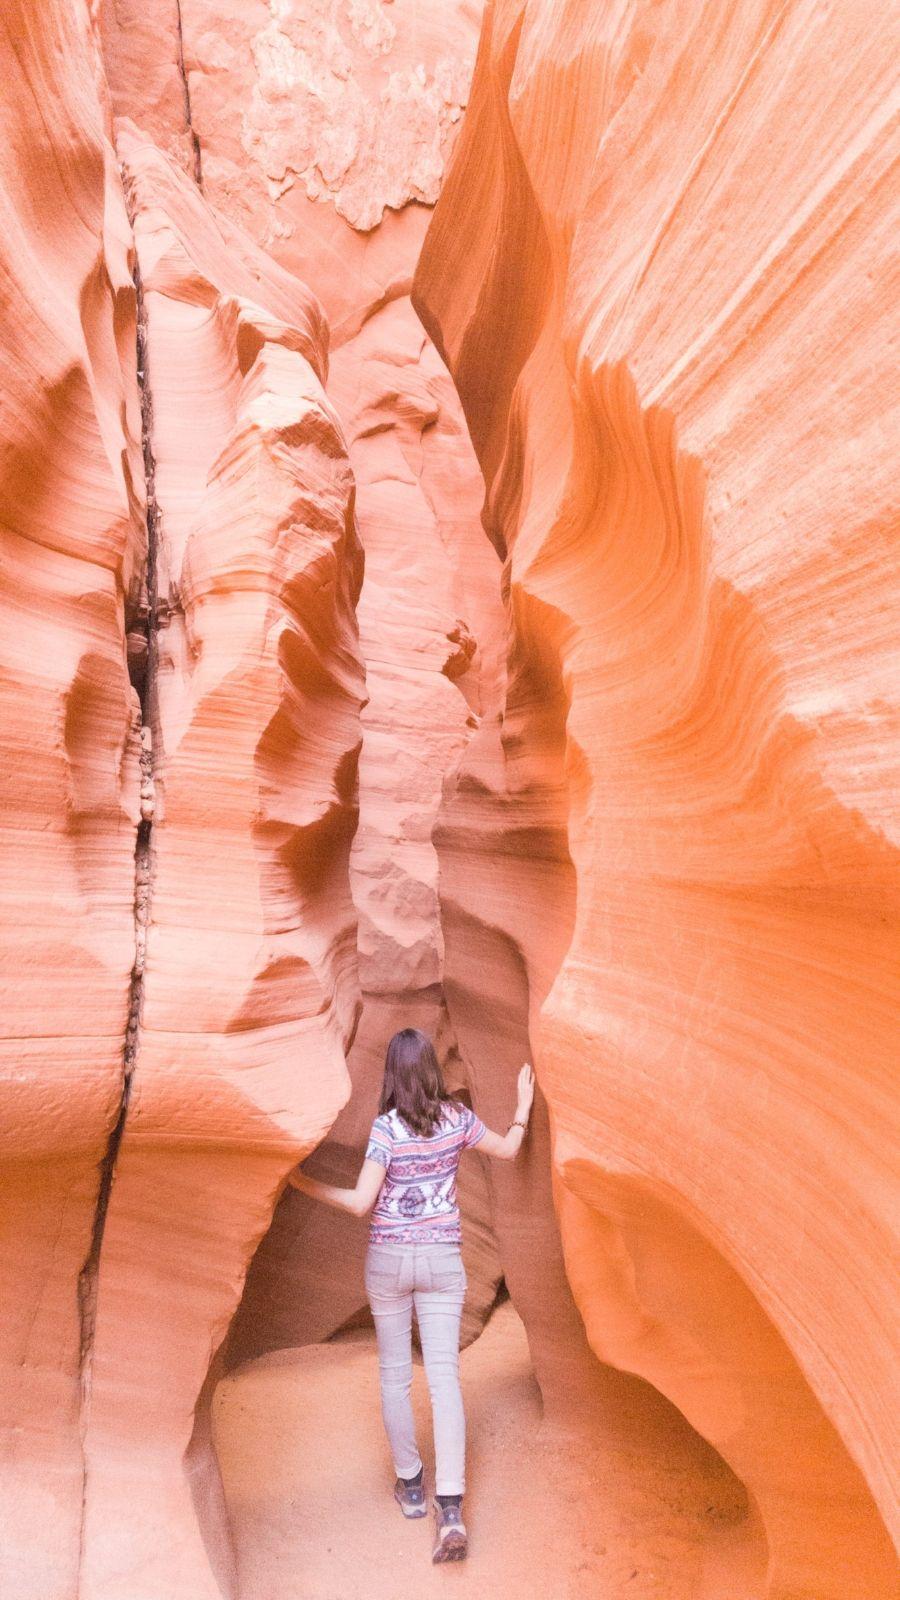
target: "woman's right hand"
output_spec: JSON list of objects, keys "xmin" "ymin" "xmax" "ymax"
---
[{"xmin": 516, "ymin": 1062, "xmax": 535, "ymax": 1121}]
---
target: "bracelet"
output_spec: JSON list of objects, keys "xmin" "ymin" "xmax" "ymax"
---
[{"xmin": 509, "ymin": 1118, "xmax": 528, "ymax": 1132}]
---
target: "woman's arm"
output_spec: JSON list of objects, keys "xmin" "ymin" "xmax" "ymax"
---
[
  {"xmin": 287, "ymin": 1156, "xmax": 388, "ymax": 1218},
  {"xmin": 474, "ymin": 1062, "xmax": 535, "ymax": 1161}
]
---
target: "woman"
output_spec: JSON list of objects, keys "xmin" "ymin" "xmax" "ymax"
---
[{"xmin": 288, "ymin": 1027, "xmax": 535, "ymax": 1563}]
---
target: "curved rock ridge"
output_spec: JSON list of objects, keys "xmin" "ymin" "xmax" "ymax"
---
[
  {"xmin": 74, "ymin": 127, "xmax": 366, "ymax": 1600},
  {"xmin": 414, "ymin": 2, "xmax": 900, "ymax": 1595},
  {"xmin": 4, "ymin": 1, "xmax": 897, "ymax": 1595},
  {"xmin": 0, "ymin": 4, "xmax": 145, "ymax": 1594}
]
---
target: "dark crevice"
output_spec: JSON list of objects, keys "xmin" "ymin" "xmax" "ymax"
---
[
  {"xmin": 174, "ymin": 0, "xmax": 203, "ymax": 188},
  {"xmin": 75, "ymin": 213, "xmax": 160, "ymax": 1563},
  {"xmin": 484, "ymin": 1274, "xmax": 510, "ymax": 1319}
]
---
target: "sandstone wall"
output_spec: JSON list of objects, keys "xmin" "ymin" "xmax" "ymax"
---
[
  {"xmin": 100, "ymin": 0, "xmax": 479, "ymax": 335},
  {"xmin": 2, "ymin": 5, "xmax": 366, "ymax": 1594},
  {"xmin": 0, "ymin": 5, "xmax": 144, "ymax": 1593},
  {"xmin": 414, "ymin": 2, "xmax": 900, "ymax": 1594},
  {"xmin": 3, "ymin": 1, "xmax": 897, "ymax": 1595},
  {"xmin": 99, "ymin": 0, "xmax": 599, "ymax": 1413},
  {"xmin": 78, "ymin": 130, "xmax": 365, "ymax": 1600}
]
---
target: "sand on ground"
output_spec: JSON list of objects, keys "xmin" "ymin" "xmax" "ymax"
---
[{"xmin": 213, "ymin": 1301, "xmax": 764, "ymax": 1600}]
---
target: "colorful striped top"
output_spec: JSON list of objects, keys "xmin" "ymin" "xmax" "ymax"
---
[{"xmin": 365, "ymin": 1101, "xmax": 487, "ymax": 1245}]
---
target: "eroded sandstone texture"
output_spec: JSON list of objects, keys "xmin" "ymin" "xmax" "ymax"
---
[
  {"xmin": 0, "ymin": 4, "xmax": 144, "ymax": 1593},
  {"xmin": 100, "ymin": 0, "xmax": 479, "ymax": 336},
  {"xmin": 2, "ymin": 0, "xmax": 898, "ymax": 1596},
  {"xmin": 77, "ymin": 126, "xmax": 365, "ymax": 1600},
  {"xmin": 414, "ymin": 2, "xmax": 900, "ymax": 1596},
  {"xmin": 152, "ymin": 0, "xmax": 514, "ymax": 1362},
  {"xmin": 3, "ymin": 3, "xmax": 365, "ymax": 1596},
  {"xmin": 229, "ymin": 292, "xmax": 509, "ymax": 1360}
]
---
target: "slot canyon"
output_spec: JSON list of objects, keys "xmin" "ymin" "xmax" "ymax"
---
[{"xmin": 0, "ymin": 1, "xmax": 897, "ymax": 1597}]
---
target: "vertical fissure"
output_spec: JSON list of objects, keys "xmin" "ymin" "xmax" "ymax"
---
[
  {"xmin": 174, "ymin": 0, "xmax": 203, "ymax": 188},
  {"xmin": 76, "ymin": 215, "xmax": 160, "ymax": 1558}
]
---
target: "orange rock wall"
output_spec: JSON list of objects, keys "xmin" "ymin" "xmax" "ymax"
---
[
  {"xmin": 0, "ymin": 4, "xmax": 144, "ymax": 1594},
  {"xmin": 3, "ymin": 0, "xmax": 495, "ymax": 1588},
  {"xmin": 414, "ymin": 2, "xmax": 900, "ymax": 1595},
  {"xmin": 3, "ymin": 0, "xmax": 897, "ymax": 1596},
  {"xmin": 77, "ymin": 130, "xmax": 365, "ymax": 1600},
  {"xmin": 100, "ymin": 0, "xmax": 479, "ymax": 337},
  {"xmin": 2, "ymin": 4, "xmax": 366, "ymax": 1595}
]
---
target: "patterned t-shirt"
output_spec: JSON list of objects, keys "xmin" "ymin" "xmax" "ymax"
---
[{"xmin": 365, "ymin": 1101, "xmax": 487, "ymax": 1245}]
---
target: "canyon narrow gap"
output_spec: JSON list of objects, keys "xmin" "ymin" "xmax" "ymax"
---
[{"xmin": 0, "ymin": 3, "xmax": 897, "ymax": 1600}]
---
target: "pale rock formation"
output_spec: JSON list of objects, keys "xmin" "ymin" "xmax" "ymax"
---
[
  {"xmin": 433, "ymin": 614, "xmax": 614, "ymax": 1411},
  {"xmin": 1, "ymin": 12, "xmax": 368, "ymax": 1593},
  {"xmin": 0, "ymin": 4, "xmax": 144, "ymax": 1595},
  {"xmin": 97, "ymin": 0, "xmax": 201, "ymax": 182},
  {"xmin": 73, "ymin": 128, "xmax": 365, "ymax": 1600},
  {"xmin": 100, "ymin": 0, "xmax": 482, "ymax": 340},
  {"xmin": 414, "ymin": 2, "xmax": 900, "ymax": 1596}
]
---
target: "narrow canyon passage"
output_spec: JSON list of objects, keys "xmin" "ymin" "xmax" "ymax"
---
[
  {"xmin": 211, "ymin": 218, "xmax": 761, "ymax": 1600},
  {"xmin": 0, "ymin": 4, "xmax": 897, "ymax": 1599}
]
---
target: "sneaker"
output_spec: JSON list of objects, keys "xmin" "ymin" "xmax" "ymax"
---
[
  {"xmin": 432, "ymin": 1498, "xmax": 467, "ymax": 1562},
  {"xmin": 393, "ymin": 1473, "xmax": 427, "ymax": 1518}
]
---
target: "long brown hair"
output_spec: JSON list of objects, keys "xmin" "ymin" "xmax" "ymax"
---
[{"xmin": 379, "ymin": 1028, "xmax": 459, "ymax": 1137}]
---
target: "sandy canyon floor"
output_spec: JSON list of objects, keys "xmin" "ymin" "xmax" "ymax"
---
[{"xmin": 214, "ymin": 1303, "xmax": 762, "ymax": 1600}]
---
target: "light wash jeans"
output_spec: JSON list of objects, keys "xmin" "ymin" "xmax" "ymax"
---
[{"xmin": 364, "ymin": 1239, "xmax": 468, "ymax": 1495}]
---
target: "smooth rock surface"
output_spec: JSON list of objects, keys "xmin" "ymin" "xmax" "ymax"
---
[
  {"xmin": 0, "ymin": 5, "xmax": 144, "ymax": 1594},
  {"xmin": 2, "ymin": 1, "xmax": 897, "ymax": 1597},
  {"xmin": 414, "ymin": 2, "xmax": 900, "ymax": 1594}
]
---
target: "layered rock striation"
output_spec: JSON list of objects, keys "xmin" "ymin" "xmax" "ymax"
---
[
  {"xmin": 414, "ymin": 2, "xmax": 900, "ymax": 1595},
  {"xmin": 78, "ymin": 129, "xmax": 365, "ymax": 1600},
  {"xmin": 2, "ymin": 5, "xmax": 366, "ymax": 1595},
  {"xmin": 2, "ymin": 0, "xmax": 897, "ymax": 1596},
  {"xmin": 99, "ymin": 0, "xmax": 481, "ymax": 337},
  {"xmin": 0, "ymin": 4, "xmax": 144, "ymax": 1593}
]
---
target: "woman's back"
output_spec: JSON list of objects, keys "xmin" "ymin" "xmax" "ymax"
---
[
  {"xmin": 287, "ymin": 1027, "xmax": 534, "ymax": 1560},
  {"xmin": 365, "ymin": 1101, "xmax": 486, "ymax": 1245}
]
